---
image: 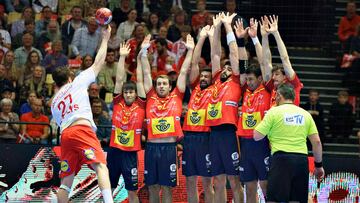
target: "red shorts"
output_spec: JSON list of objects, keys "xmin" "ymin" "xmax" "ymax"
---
[{"xmin": 59, "ymin": 125, "xmax": 106, "ymax": 178}]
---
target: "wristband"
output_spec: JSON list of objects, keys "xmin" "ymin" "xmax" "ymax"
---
[
  {"xmin": 59, "ymin": 184, "xmax": 72, "ymax": 193},
  {"xmin": 236, "ymin": 38, "xmax": 245, "ymax": 47},
  {"xmin": 314, "ymin": 161, "xmax": 323, "ymax": 168},
  {"xmin": 251, "ymin": 36, "xmax": 259, "ymax": 45},
  {"xmin": 226, "ymin": 32, "xmax": 236, "ymax": 45},
  {"xmin": 141, "ymin": 49, "xmax": 148, "ymax": 57}
]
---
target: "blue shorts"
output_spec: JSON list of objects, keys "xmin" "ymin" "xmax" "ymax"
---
[
  {"xmin": 210, "ymin": 125, "xmax": 240, "ymax": 176},
  {"xmin": 144, "ymin": 142, "xmax": 177, "ymax": 187},
  {"xmin": 107, "ymin": 148, "xmax": 138, "ymax": 191},
  {"xmin": 182, "ymin": 132, "xmax": 211, "ymax": 177},
  {"xmin": 239, "ymin": 137, "xmax": 270, "ymax": 182}
]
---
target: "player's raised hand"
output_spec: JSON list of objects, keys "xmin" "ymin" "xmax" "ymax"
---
[
  {"xmin": 185, "ymin": 34, "xmax": 195, "ymax": 50},
  {"xmin": 119, "ymin": 43, "xmax": 131, "ymax": 57},
  {"xmin": 265, "ymin": 15, "xmax": 279, "ymax": 34},
  {"xmin": 221, "ymin": 12, "xmax": 237, "ymax": 25},
  {"xmin": 259, "ymin": 15, "xmax": 269, "ymax": 36},
  {"xmin": 102, "ymin": 24, "xmax": 111, "ymax": 40},
  {"xmin": 199, "ymin": 25, "xmax": 210, "ymax": 38},
  {"xmin": 212, "ymin": 13, "xmax": 222, "ymax": 28},
  {"xmin": 248, "ymin": 18, "xmax": 259, "ymax": 38},
  {"xmin": 207, "ymin": 25, "xmax": 215, "ymax": 39},
  {"xmin": 234, "ymin": 18, "xmax": 249, "ymax": 38}
]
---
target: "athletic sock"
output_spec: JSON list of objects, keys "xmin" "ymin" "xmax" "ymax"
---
[{"xmin": 101, "ymin": 189, "xmax": 114, "ymax": 203}]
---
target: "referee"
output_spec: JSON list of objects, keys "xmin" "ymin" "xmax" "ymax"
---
[{"xmin": 253, "ymin": 84, "xmax": 324, "ymax": 203}]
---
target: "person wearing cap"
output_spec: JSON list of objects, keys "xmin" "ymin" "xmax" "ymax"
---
[
  {"xmin": 254, "ymin": 83, "xmax": 324, "ymax": 202},
  {"xmin": 1, "ymin": 86, "xmax": 19, "ymax": 114}
]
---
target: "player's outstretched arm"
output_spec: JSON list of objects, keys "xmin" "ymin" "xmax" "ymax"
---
[
  {"xmin": 90, "ymin": 26, "xmax": 111, "ymax": 76},
  {"xmin": 177, "ymin": 34, "xmax": 195, "ymax": 93},
  {"xmin": 140, "ymin": 34, "xmax": 152, "ymax": 94},
  {"xmin": 114, "ymin": 43, "xmax": 130, "ymax": 95},
  {"xmin": 260, "ymin": 16, "xmax": 272, "ymax": 82},
  {"xmin": 222, "ymin": 12, "xmax": 239, "ymax": 76},
  {"xmin": 190, "ymin": 25, "xmax": 209, "ymax": 84},
  {"xmin": 211, "ymin": 13, "xmax": 222, "ymax": 76},
  {"xmin": 234, "ymin": 18, "xmax": 249, "ymax": 86},
  {"xmin": 248, "ymin": 18, "xmax": 264, "ymax": 70},
  {"xmin": 266, "ymin": 15, "xmax": 295, "ymax": 79},
  {"xmin": 136, "ymin": 43, "xmax": 146, "ymax": 98}
]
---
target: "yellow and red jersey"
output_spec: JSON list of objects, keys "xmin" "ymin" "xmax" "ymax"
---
[
  {"xmin": 266, "ymin": 74, "xmax": 303, "ymax": 107},
  {"xmin": 110, "ymin": 95, "xmax": 145, "ymax": 151},
  {"xmin": 146, "ymin": 87, "xmax": 184, "ymax": 140},
  {"xmin": 205, "ymin": 71, "xmax": 241, "ymax": 127},
  {"xmin": 183, "ymin": 78, "xmax": 213, "ymax": 132},
  {"xmin": 237, "ymin": 84, "xmax": 271, "ymax": 138}
]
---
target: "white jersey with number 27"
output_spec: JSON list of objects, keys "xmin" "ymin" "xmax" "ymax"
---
[{"xmin": 51, "ymin": 68, "xmax": 97, "ymax": 133}]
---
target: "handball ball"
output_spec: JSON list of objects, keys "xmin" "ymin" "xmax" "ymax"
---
[{"xmin": 95, "ymin": 8, "xmax": 112, "ymax": 25}]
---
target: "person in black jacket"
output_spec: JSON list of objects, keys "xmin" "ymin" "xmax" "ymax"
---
[
  {"xmin": 329, "ymin": 90, "xmax": 355, "ymax": 143},
  {"xmin": 301, "ymin": 89, "xmax": 324, "ymax": 141},
  {"xmin": 60, "ymin": 6, "xmax": 87, "ymax": 56}
]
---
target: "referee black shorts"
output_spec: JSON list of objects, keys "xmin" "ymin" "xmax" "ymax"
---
[{"xmin": 267, "ymin": 151, "xmax": 309, "ymax": 203}]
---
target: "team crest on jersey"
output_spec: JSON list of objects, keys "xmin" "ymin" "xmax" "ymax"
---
[
  {"xmin": 207, "ymin": 102, "xmax": 222, "ymax": 120},
  {"xmin": 242, "ymin": 112, "xmax": 261, "ymax": 129},
  {"xmin": 156, "ymin": 119, "xmax": 171, "ymax": 132},
  {"xmin": 115, "ymin": 128, "xmax": 134, "ymax": 147},
  {"xmin": 152, "ymin": 117, "xmax": 175, "ymax": 134},
  {"xmin": 60, "ymin": 160, "xmax": 70, "ymax": 172},
  {"xmin": 83, "ymin": 149, "xmax": 95, "ymax": 160},
  {"xmin": 188, "ymin": 109, "xmax": 205, "ymax": 125},
  {"xmin": 190, "ymin": 112, "xmax": 201, "ymax": 124}
]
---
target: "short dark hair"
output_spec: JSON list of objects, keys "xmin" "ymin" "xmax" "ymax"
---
[
  {"xmin": 271, "ymin": 64, "xmax": 285, "ymax": 75},
  {"xmin": 245, "ymin": 64, "xmax": 262, "ymax": 77},
  {"xmin": 52, "ymin": 66, "xmax": 70, "ymax": 87},
  {"xmin": 155, "ymin": 38, "xmax": 168, "ymax": 47},
  {"xmin": 24, "ymin": 19, "xmax": 35, "ymax": 26},
  {"xmin": 91, "ymin": 98, "xmax": 102, "ymax": 106},
  {"xmin": 309, "ymin": 89, "xmax": 319, "ymax": 94},
  {"xmin": 277, "ymin": 83, "xmax": 295, "ymax": 101},
  {"xmin": 107, "ymin": 48, "xmax": 115, "ymax": 54},
  {"xmin": 123, "ymin": 81, "xmax": 137, "ymax": 93},
  {"xmin": 200, "ymin": 67, "xmax": 212, "ymax": 74}
]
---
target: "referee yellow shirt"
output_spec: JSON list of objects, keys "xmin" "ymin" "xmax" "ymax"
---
[{"xmin": 255, "ymin": 104, "xmax": 318, "ymax": 155}]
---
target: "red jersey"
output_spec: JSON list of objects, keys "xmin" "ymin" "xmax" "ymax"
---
[
  {"xmin": 265, "ymin": 74, "xmax": 303, "ymax": 107},
  {"xmin": 110, "ymin": 95, "xmax": 145, "ymax": 151},
  {"xmin": 183, "ymin": 79, "xmax": 212, "ymax": 132},
  {"xmin": 205, "ymin": 71, "xmax": 241, "ymax": 127},
  {"xmin": 146, "ymin": 87, "xmax": 184, "ymax": 140},
  {"xmin": 236, "ymin": 84, "xmax": 270, "ymax": 138},
  {"xmin": 191, "ymin": 12, "xmax": 209, "ymax": 31}
]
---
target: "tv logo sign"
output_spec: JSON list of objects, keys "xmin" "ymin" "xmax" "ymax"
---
[{"xmin": 284, "ymin": 114, "xmax": 305, "ymax": 125}]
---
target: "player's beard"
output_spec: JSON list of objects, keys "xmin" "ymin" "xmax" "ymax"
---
[
  {"xmin": 220, "ymin": 73, "xmax": 229, "ymax": 82},
  {"xmin": 200, "ymin": 80, "xmax": 209, "ymax": 89}
]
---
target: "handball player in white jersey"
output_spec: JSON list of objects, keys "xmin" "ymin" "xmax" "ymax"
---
[{"xmin": 50, "ymin": 26, "xmax": 113, "ymax": 203}]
